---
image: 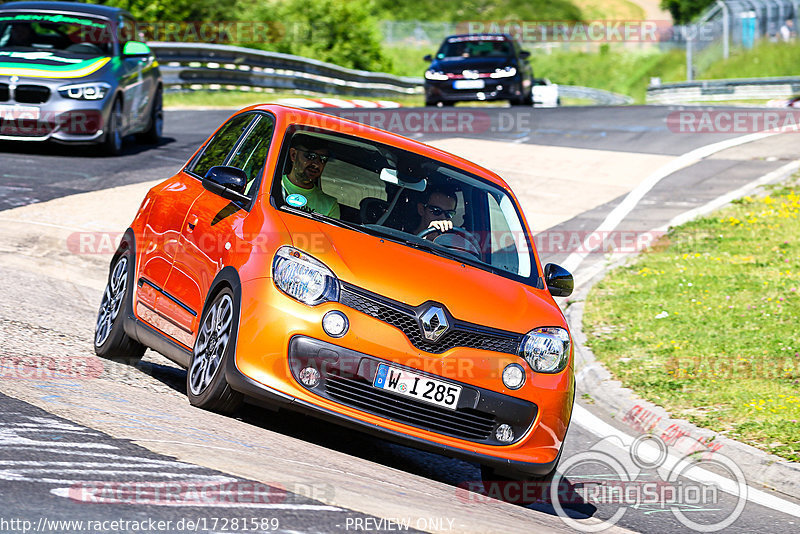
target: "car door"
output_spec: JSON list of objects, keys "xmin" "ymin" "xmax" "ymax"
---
[
  {"xmin": 117, "ymin": 15, "xmax": 147, "ymax": 133},
  {"xmin": 160, "ymin": 112, "xmax": 274, "ymax": 345}
]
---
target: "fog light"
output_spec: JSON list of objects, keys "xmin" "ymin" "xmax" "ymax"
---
[
  {"xmin": 322, "ymin": 311, "xmax": 349, "ymax": 338},
  {"xmin": 502, "ymin": 363, "xmax": 525, "ymax": 390},
  {"xmin": 299, "ymin": 366, "xmax": 320, "ymax": 388},
  {"xmin": 495, "ymin": 424, "xmax": 514, "ymax": 443}
]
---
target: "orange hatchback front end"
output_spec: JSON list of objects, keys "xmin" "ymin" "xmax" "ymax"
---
[{"xmin": 95, "ymin": 105, "xmax": 575, "ymax": 480}]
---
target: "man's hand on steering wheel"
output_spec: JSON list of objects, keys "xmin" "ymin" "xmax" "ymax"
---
[{"xmin": 427, "ymin": 219, "xmax": 453, "ymax": 233}]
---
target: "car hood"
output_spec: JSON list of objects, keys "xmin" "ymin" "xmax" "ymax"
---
[
  {"xmin": 278, "ymin": 214, "xmax": 566, "ymax": 333},
  {"xmin": 430, "ymin": 57, "xmax": 515, "ymax": 74},
  {"xmin": 0, "ymin": 50, "xmax": 110, "ymax": 79}
]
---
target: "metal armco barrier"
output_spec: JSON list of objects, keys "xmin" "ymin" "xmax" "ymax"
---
[
  {"xmin": 647, "ymin": 77, "xmax": 800, "ymax": 104},
  {"xmin": 148, "ymin": 42, "xmax": 635, "ymax": 105},
  {"xmin": 558, "ymin": 86, "xmax": 634, "ymax": 106},
  {"xmin": 148, "ymin": 42, "xmax": 424, "ymax": 97}
]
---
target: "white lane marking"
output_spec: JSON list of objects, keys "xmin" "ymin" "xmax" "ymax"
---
[
  {"xmin": 49, "ymin": 487, "xmax": 344, "ymax": 510},
  {"xmin": 0, "ymin": 217, "xmax": 91, "ymax": 232},
  {"xmin": 562, "ymin": 131, "xmax": 776, "ymax": 273},
  {"xmin": 572, "ymin": 404, "xmax": 800, "ymax": 518},
  {"xmin": 0, "ymin": 461, "xmax": 212, "ymax": 469}
]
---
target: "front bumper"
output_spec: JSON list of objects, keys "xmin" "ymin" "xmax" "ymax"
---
[
  {"xmin": 227, "ymin": 277, "xmax": 574, "ymax": 477},
  {"xmin": 425, "ymin": 77, "xmax": 525, "ymax": 103},
  {"xmin": 0, "ymin": 76, "xmax": 109, "ymax": 143}
]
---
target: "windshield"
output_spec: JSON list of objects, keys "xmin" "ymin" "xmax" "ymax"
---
[
  {"xmin": 0, "ymin": 12, "xmax": 112, "ymax": 56},
  {"xmin": 273, "ymin": 127, "xmax": 536, "ymax": 282},
  {"xmin": 437, "ymin": 36, "xmax": 512, "ymax": 59}
]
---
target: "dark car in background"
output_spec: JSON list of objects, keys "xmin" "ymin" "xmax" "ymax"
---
[
  {"xmin": 423, "ymin": 33, "xmax": 534, "ymax": 107},
  {"xmin": 0, "ymin": 1, "xmax": 162, "ymax": 154}
]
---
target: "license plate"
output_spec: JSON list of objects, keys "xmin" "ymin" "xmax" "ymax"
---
[
  {"xmin": 0, "ymin": 105, "xmax": 40, "ymax": 120},
  {"xmin": 373, "ymin": 364, "xmax": 461, "ymax": 410},
  {"xmin": 453, "ymin": 79, "xmax": 484, "ymax": 90}
]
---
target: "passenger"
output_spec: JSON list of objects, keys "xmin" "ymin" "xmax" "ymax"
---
[{"xmin": 282, "ymin": 133, "xmax": 340, "ymax": 218}]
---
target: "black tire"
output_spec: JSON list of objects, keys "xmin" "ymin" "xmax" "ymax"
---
[
  {"xmin": 424, "ymin": 100, "xmax": 438, "ymax": 107},
  {"xmin": 187, "ymin": 288, "xmax": 243, "ymax": 414},
  {"xmin": 101, "ymin": 97, "xmax": 123, "ymax": 156},
  {"xmin": 137, "ymin": 87, "xmax": 163, "ymax": 144},
  {"xmin": 523, "ymin": 89, "xmax": 534, "ymax": 106},
  {"xmin": 94, "ymin": 250, "xmax": 145, "ymax": 363}
]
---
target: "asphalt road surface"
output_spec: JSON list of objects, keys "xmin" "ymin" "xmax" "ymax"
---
[{"xmin": 1, "ymin": 106, "xmax": 799, "ymax": 534}]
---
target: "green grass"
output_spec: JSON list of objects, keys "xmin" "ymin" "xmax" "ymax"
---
[
  {"xmin": 702, "ymin": 39, "xmax": 800, "ymax": 79},
  {"xmin": 531, "ymin": 47, "xmax": 687, "ymax": 102},
  {"xmin": 164, "ymin": 89, "xmax": 424, "ymax": 109},
  {"xmin": 583, "ymin": 176, "xmax": 800, "ymax": 461}
]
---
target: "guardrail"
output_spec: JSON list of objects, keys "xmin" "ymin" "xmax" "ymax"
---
[
  {"xmin": 149, "ymin": 42, "xmax": 635, "ymax": 106},
  {"xmin": 647, "ymin": 77, "xmax": 800, "ymax": 104},
  {"xmin": 558, "ymin": 86, "xmax": 634, "ymax": 106},
  {"xmin": 148, "ymin": 42, "xmax": 424, "ymax": 97}
]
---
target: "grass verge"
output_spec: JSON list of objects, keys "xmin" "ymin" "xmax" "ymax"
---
[
  {"xmin": 164, "ymin": 90, "xmax": 424, "ymax": 110},
  {"xmin": 583, "ymin": 174, "xmax": 800, "ymax": 462}
]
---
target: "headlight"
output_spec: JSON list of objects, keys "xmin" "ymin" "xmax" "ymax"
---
[
  {"xmin": 519, "ymin": 327, "xmax": 570, "ymax": 373},
  {"xmin": 58, "ymin": 82, "xmax": 111, "ymax": 100},
  {"xmin": 425, "ymin": 70, "xmax": 449, "ymax": 81},
  {"xmin": 272, "ymin": 246, "xmax": 339, "ymax": 306},
  {"xmin": 490, "ymin": 67, "xmax": 517, "ymax": 79}
]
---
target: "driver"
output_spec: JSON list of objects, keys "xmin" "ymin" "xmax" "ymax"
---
[{"xmin": 414, "ymin": 185, "xmax": 457, "ymax": 235}]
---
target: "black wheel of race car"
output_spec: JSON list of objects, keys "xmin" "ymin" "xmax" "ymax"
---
[
  {"xmin": 101, "ymin": 97, "xmax": 123, "ymax": 156},
  {"xmin": 94, "ymin": 251, "xmax": 145, "ymax": 363},
  {"xmin": 137, "ymin": 87, "xmax": 163, "ymax": 145},
  {"xmin": 523, "ymin": 88, "xmax": 534, "ymax": 106},
  {"xmin": 187, "ymin": 288, "xmax": 243, "ymax": 414},
  {"xmin": 425, "ymin": 100, "xmax": 438, "ymax": 107}
]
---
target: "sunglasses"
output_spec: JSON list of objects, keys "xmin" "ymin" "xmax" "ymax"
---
[
  {"xmin": 300, "ymin": 150, "xmax": 330, "ymax": 164},
  {"xmin": 425, "ymin": 204, "xmax": 456, "ymax": 219}
]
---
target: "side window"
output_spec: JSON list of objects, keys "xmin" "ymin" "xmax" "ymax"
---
[
  {"xmin": 227, "ymin": 114, "xmax": 275, "ymax": 198},
  {"xmin": 190, "ymin": 113, "xmax": 255, "ymax": 178}
]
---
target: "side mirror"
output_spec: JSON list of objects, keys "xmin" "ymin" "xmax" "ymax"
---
[
  {"xmin": 544, "ymin": 263, "xmax": 573, "ymax": 297},
  {"xmin": 202, "ymin": 166, "xmax": 250, "ymax": 203},
  {"xmin": 519, "ymin": 50, "xmax": 531, "ymax": 60},
  {"xmin": 122, "ymin": 41, "xmax": 151, "ymax": 57},
  {"xmin": 423, "ymin": 54, "xmax": 433, "ymax": 62}
]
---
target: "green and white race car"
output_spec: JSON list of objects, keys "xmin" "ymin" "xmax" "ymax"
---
[{"xmin": 0, "ymin": 1, "xmax": 162, "ymax": 154}]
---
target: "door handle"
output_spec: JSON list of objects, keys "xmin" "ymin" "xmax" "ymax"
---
[{"xmin": 187, "ymin": 215, "xmax": 198, "ymax": 232}]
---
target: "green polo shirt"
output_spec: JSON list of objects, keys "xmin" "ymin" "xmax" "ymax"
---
[{"xmin": 281, "ymin": 175, "xmax": 340, "ymax": 218}]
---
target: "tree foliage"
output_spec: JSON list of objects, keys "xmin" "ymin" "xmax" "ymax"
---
[{"xmin": 660, "ymin": 0, "xmax": 716, "ymax": 25}]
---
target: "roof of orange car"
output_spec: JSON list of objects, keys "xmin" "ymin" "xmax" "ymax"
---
[{"xmin": 240, "ymin": 103, "xmax": 514, "ymax": 191}]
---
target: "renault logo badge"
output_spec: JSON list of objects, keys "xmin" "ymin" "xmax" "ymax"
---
[{"xmin": 420, "ymin": 306, "xmax": 448, "ymax": 342}]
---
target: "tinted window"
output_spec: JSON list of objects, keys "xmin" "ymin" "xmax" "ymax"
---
[
  {"xmin": 191, "ymin": 113, "xmax": 255, "ymax": 178},
  {"xmin": 227, "ymin": 114, "xmax": 275, "ymax": 198}
]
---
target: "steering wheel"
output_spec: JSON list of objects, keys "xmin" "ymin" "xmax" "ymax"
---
[{"xmin": 417, "ymin": 226, "xmax": 481, "ymax": 257}]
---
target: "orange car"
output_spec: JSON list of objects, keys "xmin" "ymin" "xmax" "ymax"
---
[{"xmin": 94, "ymin": 104, "xmax": 575, "ymax": 481}]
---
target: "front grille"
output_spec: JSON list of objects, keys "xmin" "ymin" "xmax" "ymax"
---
[
  {"xmin": 339, "ymin": 283, "xmax": 522, "ymax": 355},
  {"xmin": 0, "ymin": 83, "xmax": 9, "ymax": 102},
  {"xmin": 15, "ymin": 85, "xmax": 50, "ymax": 104},
  {"xmin": 325, "ymin": 374, "xmax": 496, "ymax": 441}
]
